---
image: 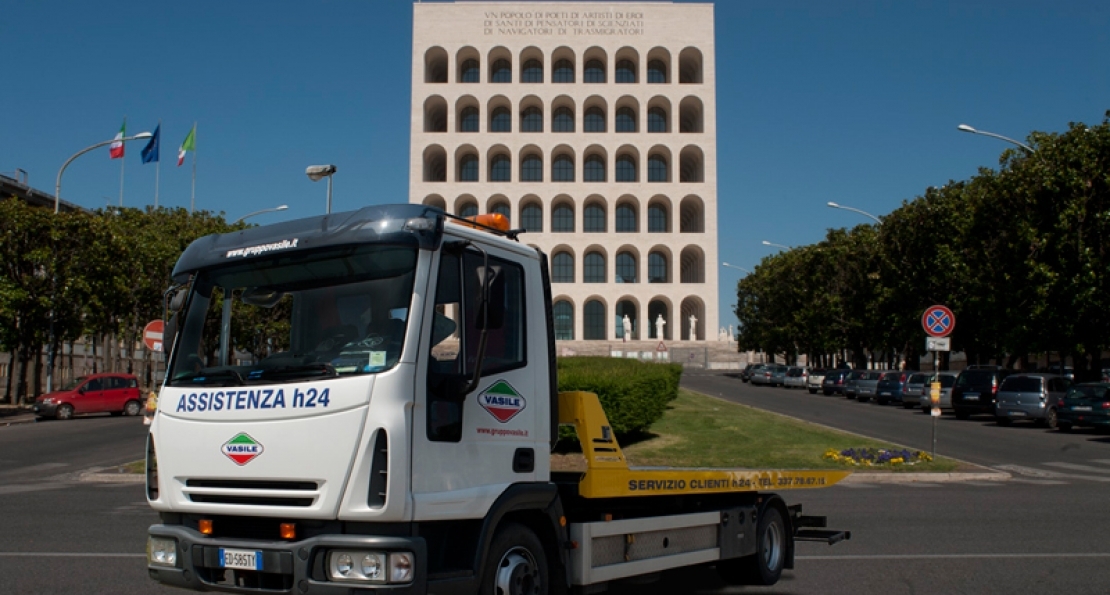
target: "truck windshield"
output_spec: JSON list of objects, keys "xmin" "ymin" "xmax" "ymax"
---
[{"xmin": 167, "ymin": 243, "xmax": 419, "ymax": 387}]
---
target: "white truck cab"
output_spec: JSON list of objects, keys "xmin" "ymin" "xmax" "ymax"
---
[{"xmin": 147, "ymin": 205, "xmax": 848, "ymax": 594}]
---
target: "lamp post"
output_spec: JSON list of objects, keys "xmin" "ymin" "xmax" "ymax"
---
[
  {"xmin": 234, "ymin": 204, "xmax": 289, "ymax": 224},
  {"xmin": 306, "ymin": 165, "xmax": 338, "ymax": 214},
  {"xmin": 956, "ymin": 123, "xmax": 1034, "ymax": 153},
  {"xmin": 761, "ymin": 240, "xmax": 790, "ymax": 250},
  {"xmin": 46, "ymin": 132, "xmax": 154, "ymax": 395},
  {"xmin": 827, "ymin": 201, "xmax": 882, "ymax": 225},
  {"xmin": 721, "ymin": 262, "xmax": 750, "ymax": 273}
]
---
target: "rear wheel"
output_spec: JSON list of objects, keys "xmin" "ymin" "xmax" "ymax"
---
[
  {"xmin": 1045, "ymin": 408, "xmax": 1059, "ymax": 430},
  {"xmin": 56, "ymin": 404, "xmax": 74, "ymax": 421},
  {"xmin": 717, "ymin": 506, "xmax": 786, "ymax": 586},
  {"xmin": 480, "ymin": 523, "xmax": 548, "ymax": 595},
  {"xmin": 124, "ymin": 400, "xmax": 142, "ymax": 416}
]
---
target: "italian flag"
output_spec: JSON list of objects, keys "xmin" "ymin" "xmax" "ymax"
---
[
  {"xmin": 177, "ymin": 125, "xmax": 196, "ymax": 166},
  {"xmin": 109, "ymin": 119, "xmax": 126, "ymax": 159}
]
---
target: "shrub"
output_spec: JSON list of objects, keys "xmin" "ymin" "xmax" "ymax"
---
[{"xmin": 557, "ymin": 357, "xmax": 682, "ymax": 436}]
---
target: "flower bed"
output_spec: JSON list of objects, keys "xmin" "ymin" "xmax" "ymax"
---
[{"xmin": 824, "ymin": 447, "xmax": 933, "ymax": 467}]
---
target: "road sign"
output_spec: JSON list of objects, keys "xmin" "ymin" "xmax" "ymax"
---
[
  {"xmin": 143, "ymin": 320, "xmax": 164, "ymax": 352},
  {"xmin": 922, "ymin": 305, "xmax": 955, "ymax": 338},
  {"xmin": 656, "ymin": 341, "xmax": 668, "ymax": 352},
  {"xmin": 926, "ymin": 337, "xmax": 951, "ymax": 351}
]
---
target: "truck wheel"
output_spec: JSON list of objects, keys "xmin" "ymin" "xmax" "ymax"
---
[
  {"xmin": 56, "ymin": 404, "xmax": 74, "ymax": 420},
  {"xmin": 481, "ymin": 523, "xmax": 548, "ymax": 595},
  {"xmin": 717, "ymin": 506, "xmax": 786, "ymax": 586},
  {"xmin": 124, "ymin": 400, "xmax": 142, "ymax": 416}
]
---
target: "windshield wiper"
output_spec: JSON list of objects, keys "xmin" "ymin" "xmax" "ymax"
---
[{"xmin": 176, "ymin": 369, "xmax": 246, "ymax": 387}]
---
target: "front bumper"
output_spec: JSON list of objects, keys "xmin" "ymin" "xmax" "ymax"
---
[
  {"xmin": 32, "ymin": 402, "xmax": 58, "ymax": 417},
  {"xmin": 148, "ymin": 524, "xmax": 427, "ymax": 594},
  {"xmin": 1057, "ymin": 410, "xmax": 1110, "ymax": 429}
]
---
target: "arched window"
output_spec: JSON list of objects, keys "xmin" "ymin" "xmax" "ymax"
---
[
  {"xmin": 520, "ymin": 107, "xmax": 543, "ymax": 132},
  {"xmin": 552, "ymin": 155, "xmax": 574, "ymax": 181},
  {"xmin": 647, "ymin": 59, "xmax": 667, "ymax": 83},
  {"xmin": 649, "ymin": 252, "xmax": 667, "ymax": 282},
  {"xmin": 552, "ymin": 252, "xmax": 574, "ymax": 283},
  {"xmin": 615, "ymin": 107, "xmax": 637, "ymax": 132},
  {"xmin": 489, "ymin": 154, "xmax": 511, "ymax": 182},
  {"xmin": 616, "ymin": 155, "xmax": 637, "ymax": 182},
  {"xmin": 616, "ymin": 252, "xmax": 637, "ymax": 283},
  {"xmin": 584, "ymin": 300, "xmax": 606, "ymax": 340},
  {"xmin": 490, "ymin": 107, "xmax": 511, "ymax": 132},
  {"xmin": 584, "ymin": 107, "xmax": 606, "ymax": 132},
  {"xmin": 552, "ymin": 107, "xmax": 574, "ymax": 132},
  {"xmin": 584, "ymin": 155, "xmax": 606, "ymax": 182},
  {"xmin": 458, "ymin": 155, "xmax": 478, "ymax": 182},
  {"xmin": 459, "ymin": 107, "xmax": 479, "ymax": 132},
  {"xmin": 648, "ymin": 155, "xmax": 668, "ymax": 182},
  {"xmin": 553, "ymin": 59, "xmax": 574, "ymax": 83},
  {"xmin": 615, "ymin": 60, "xmax": 636, "ymax": 83},
  {"xmin": 584, "ymin": 59, "xmax": 605, "ymax": 83},
  {"xmin": 491, "ymin": 203, "xmax": 510, "ymax": 219},
  {"xmin": 490, "ymin": 59, "xmax": 511, "ymax": 82},
  {"xmin": 521, "ymin": 59, "xmax": 543, "ymax": 83},
  {"xmin": 616, "ymin": 204, "xmax": 637, "ymax": 232},
  {"xmin": 584, "ymin": 252, "xmax": 606, "ymax": 282},
  {"xmin": 584, "ymin": 204, "xmax": 606, "ymax": 232},
  {"xmin": 552, "ymin": 204, "xmax": 574, "ymax": 232},
  {"xmin": 615, "ymin": 300, "xmax": 637, "ymax": 339},
  {"xmin": 460, "ymin": 59, "xmax": 480, "ymax": 83},
  {"xmin": 648, "ymin": 204, "xmax": 668, "ymax": 232},
  {"xmin": 553, "ymin": 301, "xmax": 574, "ymax": 340},
  {"xmin": 459, "ymin": 203, "xmax": 478, "ymax": 218},
  {"xmin": 520, "ymin": 154, "xmax": 543, "ymax": 182},
  {"xmin": 648, "ymin": 107, "xmax": 667, "ymax": 133},
  {"xmin": 521, "ymin": 203, "xmax": 542, "ymax": 232}
]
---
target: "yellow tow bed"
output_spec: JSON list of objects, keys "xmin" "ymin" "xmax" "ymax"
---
[{"xmin": 558, "ymin": 391, "xmax": 852, "ymax": 499}]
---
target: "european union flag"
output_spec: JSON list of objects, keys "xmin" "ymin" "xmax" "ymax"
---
[{"xmin": 141, "ymin": 125, "xmax": 160, "ymax": 164}]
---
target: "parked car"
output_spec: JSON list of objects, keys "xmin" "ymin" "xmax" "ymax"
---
[
  {"xmin": 784, "ymin": 366, "xmax": 809, "ymax": 389},
  {"xmin": 806, "ymin": 369, "xmax": 828, "ymax": 394},
  {"xmin": 901, "ymin": 373, "xmax": 931, "ymax": 409},
  {"xmin": 853, "ymin": 370, "xmax": 889, "ymax": 402},
  {"xmin": 916, "ymin": 372, "xmax": 958, "ymax": 412},
  {"xmin": 994, "ymin": 373, "xmax": 1070, "ymax": 426},
  {"xmin": 769, "ymin": 365, "xmax": 789, "ymax": 387},
  {"xmin": 822, "ymin": 369, "xmax": 851, "ymax": 395},
  {"xmin": 951, "ymin": 368, "xmax": 1014, "ymax": 419},
  {"xmin": 844, "ymin": 370, "xmax": 867, "ymax": 399},
  {"xmin": 33, "ymin": 373, "xmax": 142, "ymax": 420},
  {"xmin": 739, "ymin": 363, "xmax": 762, "ymax": 383},
  {"xmin": 875, "ymin": 371, "xmax": 911, "ymax": 406},
  {"xmin": 1055, "ymin": 382, "xmax": 1110, "ymax": 432},
  {"xmin": 750, "ymin": 364, "xmax": 776, "ymax": 386},
  {"xmin": 1046, "ymin": 364, "xmax": 1075, "ymax": 380}
]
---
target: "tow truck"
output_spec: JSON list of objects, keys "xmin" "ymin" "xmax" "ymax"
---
[{"xmin": 146, "ymin": 204, "xmax": 850, "ymax": 594}]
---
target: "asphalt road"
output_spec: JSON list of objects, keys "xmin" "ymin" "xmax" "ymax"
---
[{"xmin": 2, "ymin": 381, "xmax": 1110, "ymax": 594}]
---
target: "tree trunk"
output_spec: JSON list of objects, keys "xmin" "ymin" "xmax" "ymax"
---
[{"xmin": 32, "ymin": 349, "xmax": 44, "ymax": 401}]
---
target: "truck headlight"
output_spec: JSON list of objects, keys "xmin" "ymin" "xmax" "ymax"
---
[
  {"xmin": 390, "ymin": 552, "xmax": 414, "ymax": 583},
  {"xmin": 327, "ymin": 550, "xmax": 411, "ymax": 583},
  {"xmin": 148, "ymin": 536, "xmax": 178, "ymax": 567}
]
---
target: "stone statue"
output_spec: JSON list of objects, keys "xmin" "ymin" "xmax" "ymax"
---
[
  {"xmin": 728, "ymin": 325, "xmax": 734, "ymax": 343},
  {"xmin": 622, "ymin": 314, "xmax": 632, "ymax": 342},
  {"xmin": 655, "ymin": 314, "xmax": 666, "ymax": 340},
  {"xmin": 719, "ymin": 326, "xmax": 726, "ymax": 341},
  {"xmin": 688, "ymin": 314, "xmax": 698, "ymax": 341}
]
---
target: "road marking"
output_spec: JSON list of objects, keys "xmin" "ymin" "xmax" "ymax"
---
[
  {"xmin": 0, "ymin": 482, "xmax": 74, "ymax": 495},
  {"xmin": 898, "ymin": 483, "xmax": 942, "ymax": 488},
  {"xmin": 797, "ymin": 553, "xmax": 1110, "ymax": 560},
  {"xmin": 1008, "ymin": 478, "xmax": 1068, "ymax": 485},
  {"xmin": 1091, "ymin": 459, "xmax": 1110, "ymax": 465},
  {"xmin": 0, "ymin": 552, "xmax": 145, "ymax": 558},
  {"xmin": 1043, "ymin": 462, "xmax": 1110, "ymax": 475},
  {"xmin": 996, "ymin": 464, "xmax": 1110, "ymax": 483}
]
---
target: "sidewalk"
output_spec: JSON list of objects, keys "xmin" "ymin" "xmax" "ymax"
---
[{"xmin": 0, "ymin": 405, "xmax": 37, "ymax": 426}]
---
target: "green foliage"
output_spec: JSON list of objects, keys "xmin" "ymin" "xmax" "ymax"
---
[{"xmin": 556, "ymin": 357, "xmax": 682, "ymax": 436}]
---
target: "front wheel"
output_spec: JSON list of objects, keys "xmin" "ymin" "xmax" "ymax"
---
[
  {"xmin": 717, "ymin": 506, "xmax": 786, "ymax": 586},
  {"xmin": 56, "ymin": 404, "xmax": 74, "ymax": 420},
  {"xmin": 124, "ymin": 400, "xmax": 142, "ymax": 416},
  {"xmin": 481, "ymin": 523, "xmax": 548, "ymax": 595}
]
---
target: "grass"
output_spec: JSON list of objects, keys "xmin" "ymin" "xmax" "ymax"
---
[
  {"xmin": 121, "ymin": 460, "xmax": 146, "ymax": 474},
  {"xmin": 558, "ymin": 389, "xmax": 959, "ymax": 472}
]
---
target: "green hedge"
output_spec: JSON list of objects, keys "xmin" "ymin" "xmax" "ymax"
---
[{"xmin": 557, "ymin": 357, "xmax": 683, "ymax": 437}]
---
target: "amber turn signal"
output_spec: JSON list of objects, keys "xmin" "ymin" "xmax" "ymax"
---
[
  {"xmin": 198, "ymin": 519, "xmax": 213, "ymax": 535},
  {"xmin": 280, "ymin": 523, "xmax": 296, "ymax": 540}
]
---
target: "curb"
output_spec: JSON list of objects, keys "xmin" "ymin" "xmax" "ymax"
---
[
  {"xmin": 79, "ymin": 467, "xmax": 146, "ymax": 484},
  {"xmin": 840, "ymin": 471, "xmax": 1011, "ymax": 484},
  {"xmin": 0, "ymin": 415, "xmax": 38, "ymax": 427}
]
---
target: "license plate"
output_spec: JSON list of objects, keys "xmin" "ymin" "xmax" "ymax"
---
[
  {"xmin": 219, "ymin": 548, "xmax": 263, "ymax": 571},
  {"xmin": 880, "ymin": 392, "xmax": 891, "ymax": 396},
  {"xmin": 1008, "ymin": 411, "xmax": 1026, "ymax": 416},
  {"xmin": 964, "ymin": 395, "xmax": 979, "ymax": 401},
  {"xmin": 1073, "ymin": 406, "xmax": 1092, "ymax": 412}
]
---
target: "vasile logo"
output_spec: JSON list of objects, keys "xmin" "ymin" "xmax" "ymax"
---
[
  {"xmin": 222, "ymin": 433, "xmax": 264, "ymax": 466},
  {"xmin": 479, "ymin": 380, "xmax": 526, "ymax": 423}
]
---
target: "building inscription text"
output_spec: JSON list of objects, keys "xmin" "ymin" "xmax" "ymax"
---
[{"xmin": 483, "ymin": 10, "xmax": 644, "ymax": 36}]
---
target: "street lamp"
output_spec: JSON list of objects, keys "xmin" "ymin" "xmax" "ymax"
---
[
  {"xmin": 46, "ymin": 132, "xmax": 153, "ymax": 395},
  {"xmin": 761, "ymin": 240, "xmax": 790, "ymax": 250},
  {"xmin": 827, "ymin": 201, "xmax": 882, "ymax": 225},
  {"xmin": 234, "ymin": 204, "xmax": 289, "ymax": 224},
  {"xmin": 957, "ymin": 123, "xmax": 1034, "ymax": 153},
  {"xmin": 54, "ymin": 132, "xmax": 154, "ymax": 214},
  {"xmin": 306, "ymin": 165, "xmax": 338, "ymax": 214},
  {"xmin": 721, "ymin": 262, "xmax": 750, "ymax": 273}
]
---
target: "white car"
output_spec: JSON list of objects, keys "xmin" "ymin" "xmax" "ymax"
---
[
  {"xmin": 806, "ymin": 369, "xmax": 828, "ymax": 394},
  {"xmin": 783, "ymin": 366, "xmax": 809, "ymax": 389}
]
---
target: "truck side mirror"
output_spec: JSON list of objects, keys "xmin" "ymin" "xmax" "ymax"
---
[{"xmin": 475, "ymin": 266, "xmax": 504, "ymax": 330}]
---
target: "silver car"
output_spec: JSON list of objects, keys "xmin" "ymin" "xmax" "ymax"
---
[
  {"xmin": 769, "ymin": 365, "xmax": 789, "ymax": 387},
  {"xmin": 995, "ymin": 373, "xmax": 1071, "ymax": 426},
  {"xmin": 749, "ymin": 364, "xmax": 776, "ymax": 386},
  {"xmin": 901, "ymin": 372, "xmax": 931, "ymax": 408},
  {"xmin": 853, "ymin": 370, "xmax": 887, "ymax": 402},
  {"xmin": 918, "ymin": 372, "xmax": 959, "ymax": 412},
  {"xmin": 784, "ymin": 366, "xmax": 809, "ymax": 389},
  {"xmin": 806, "ymin": 369, "xmax": 828, "ymax": 394}
]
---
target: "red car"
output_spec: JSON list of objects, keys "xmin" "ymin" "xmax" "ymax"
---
[{"xmin": 33, "ymin": 373, "xmax": 142, "ymax": 420}]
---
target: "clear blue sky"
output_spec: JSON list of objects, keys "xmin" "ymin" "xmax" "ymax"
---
[{"xmin": 3, "ymin": 1, "xmax": 1108, "ymax": 328}]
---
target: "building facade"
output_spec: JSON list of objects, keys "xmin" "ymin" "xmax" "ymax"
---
[{"xmin": 410, "ymin": 1, "xmax": 717, "ymax": 341}]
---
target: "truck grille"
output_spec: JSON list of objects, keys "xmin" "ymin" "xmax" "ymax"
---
[{"xmin": 184, "ymin": 479, "xmax": 319, "ymax": 508}]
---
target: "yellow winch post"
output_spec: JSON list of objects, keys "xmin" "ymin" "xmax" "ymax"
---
[{"xmin": 557, "ymin": 390, "xmax": 852, "ymax": 499}]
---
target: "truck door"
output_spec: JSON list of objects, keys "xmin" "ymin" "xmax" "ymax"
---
[{"xmin": 411, "ymin": 242, "xmax": 542, "ymax": 520}]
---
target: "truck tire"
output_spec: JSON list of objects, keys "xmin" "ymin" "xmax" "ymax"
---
[
  {"xmin": 717, "ymin": 506, "xmax": 786, "ymax": 586},
  {"xmin": 481, "ymin": 523, "xmax": 548, "ymax": 595}
]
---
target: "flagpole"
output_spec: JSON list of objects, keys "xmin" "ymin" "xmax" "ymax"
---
[
  {"xmin": 154, "ymin": 119, "xmax": 161, "ymax": 208},
  {"xmin": 190, "ymin": 122, "xmax": 197, "ymax": 213}
]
